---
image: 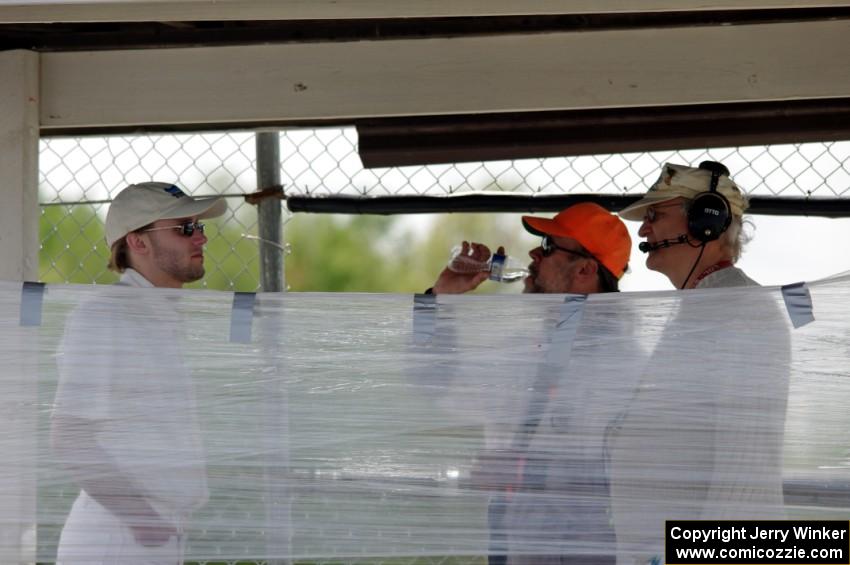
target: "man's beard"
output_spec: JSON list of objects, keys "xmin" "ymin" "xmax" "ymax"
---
[
  {"xmin": 149, "ymin": 238, "xmax": 205, "ymax": 283},
  {"xmin": 523, "ymin": 263, "xmax": 577, "ymax": 294},
  {"xmin": 523, "ymin": 279, "xmax": 541, "ymax": 293},
  {"xmin": 523, "ymin": 267, "xmax": 542, "ymax": 293}
]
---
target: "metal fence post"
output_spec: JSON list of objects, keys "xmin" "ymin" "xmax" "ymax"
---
[
  {"xmin": 256, "ymin": 131, "xmax": 285, "ymax": 292},
  {"xmin": 255, "ymin": 131, "xmax": 290, "ymax": 565}
]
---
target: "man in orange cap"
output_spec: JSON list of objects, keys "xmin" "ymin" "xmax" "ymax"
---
[
  {"xmin": 428, "ymin": 202, "xmax": 632, "ymax": 295},
  {"xmin": 422, "ymin": 202, "xmax": 632, "ymax": 565}
]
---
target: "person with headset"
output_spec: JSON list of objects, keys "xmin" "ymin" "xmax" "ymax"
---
[
  {"xmin": 608, "ymin": 162, "xmax": 790, "ymax": 564},
  {"xmin": 618, "ymin": 161, "xmax": 752, "ymax": 289}
]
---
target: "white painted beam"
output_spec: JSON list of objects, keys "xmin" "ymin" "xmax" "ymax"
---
[
  {"xmin": 2, "ymin": 0, "xmax": 850, "ymax": 23},
  {"xmin": 0, "ymin": 48, "xmax": 38, "ymax": 565},
  {"xmin": 0, "ymin": 50, "xmax": 39, "ymax": 281},
  {"xmin": 40, "ymin": 19, "xmax": 850, "ymax": 131}
]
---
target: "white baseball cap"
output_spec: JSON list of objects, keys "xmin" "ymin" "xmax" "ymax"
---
[
  {"xmin": 619, "ymin": 163, "xmax": 747, "ymax": 221},
  {"xmin": 105, "ymin": 182, "xmax": 227, "ymax": 247}
]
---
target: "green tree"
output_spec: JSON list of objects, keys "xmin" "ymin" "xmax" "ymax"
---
[
  {"xmin": 40, "ymin": 204, "xmax": 116, "ymax": 285},
  {"xmin": 39, "ymin": 203, "xmax": 539, "ymax": 294},
  {"xmin": 283, "ymin": 212, "xmax": 537, "ymax": 293},
  {"xmin": 284, "ymin": 214, "xmax": 410, "ymax": 292}
]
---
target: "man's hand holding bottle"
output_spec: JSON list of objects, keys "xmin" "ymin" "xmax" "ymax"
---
[{"xmin": 430, "ymin": 241, "xmax": 529, "ymax": 294}]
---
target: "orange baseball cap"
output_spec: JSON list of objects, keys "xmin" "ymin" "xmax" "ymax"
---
[{"xmin": 522, "ymin": 202, "xmax": 632, "ymax": 279}]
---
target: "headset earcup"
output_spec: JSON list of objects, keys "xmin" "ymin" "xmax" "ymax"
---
[{"xmin": 687, "ymin": 191, "xmax": 731, "ymax": 243}]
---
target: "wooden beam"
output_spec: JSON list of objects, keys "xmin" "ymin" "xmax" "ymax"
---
[
  {"xmin": 4, "ymin": 0, "xmax": 850, "ymax": 23},
  {"xmin": 0, "ymin": 48, "xmax": 38, "ymax": 565},
  {"xmin": 39, "ymin": 19, "xmax": 850, "ymax": 132},
  {"xmin": 285, "ymin": 193, "xmax": 850, "ymax": 218},
  {"xmin": 357, "ymin": 99, "xmax": 850, "ymax": 167},
  {"xmin": 0, "ymin": 50, "xmax": 39, "ymax": 281}
]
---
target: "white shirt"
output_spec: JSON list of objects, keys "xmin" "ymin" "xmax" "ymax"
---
[
  {"xmin": 610, "ymin": 266, "xmax": 788, "ymax": 565},
  {"xmin": 54, "ymin": 269, "xmax": 209, "ymax": 518}
]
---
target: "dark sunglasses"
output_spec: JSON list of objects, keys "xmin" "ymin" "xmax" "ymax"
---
[
  {"xmin": 541, "ymin": 235, "xmax": 593, "ymax": 259},
  {"xmin": 142, "ymin": 221, "xmax": 206, "ymax": 237}
]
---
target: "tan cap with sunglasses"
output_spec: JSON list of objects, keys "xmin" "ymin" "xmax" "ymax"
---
[
  {"xmin": 105, "ymin": 182, "xmax": 227, "ymax": 247},
  {"xmin": 522, "ymin": 202, "xmax": 632, "ymax": 279}
]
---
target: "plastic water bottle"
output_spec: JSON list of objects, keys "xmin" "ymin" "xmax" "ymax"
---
[{"xmin": 447, "ymin": 245, "xmax": 529, "ymax": 283}]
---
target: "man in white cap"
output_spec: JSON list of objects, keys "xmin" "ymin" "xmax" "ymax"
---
[
  {"xmin": 52, "ymin": 182, "xmax": 226, "ymax": 564},
  {"xmin": 619, "ymin": 161, "xmax": 753, "ymax": 289},
  {"xmin": 104, "ymin": 181, "xmax": 228, "ymax": 287}
]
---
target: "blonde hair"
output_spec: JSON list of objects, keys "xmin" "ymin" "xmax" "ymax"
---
[
  {"xmin": 107, "ymin": 223, "xmax": 152, "ymax": 272},
  {"xmin": 108, "ymin": 237, "xmax": 130, "ymax": 273}
]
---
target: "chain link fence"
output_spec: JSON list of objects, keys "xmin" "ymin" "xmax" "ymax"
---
[
  {"xmin": 34, "ymin": 129, "xmax": 850, "ymax": 564},
  {"xmin": 39, "ymin": 129, "xmax": 850, "ymax": 291}
]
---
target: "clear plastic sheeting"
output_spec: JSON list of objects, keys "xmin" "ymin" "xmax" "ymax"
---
[{"xmin": 0, "ymin": 276, "xmax": 848, "ymax": 564}]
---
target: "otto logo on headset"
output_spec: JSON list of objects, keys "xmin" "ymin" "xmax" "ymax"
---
[{"xmin": 686, "ymin": 161, "xmax": 733, "ymax": 243}]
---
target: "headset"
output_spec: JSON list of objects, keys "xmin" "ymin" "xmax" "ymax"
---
[{"xmin": 687, "ymin": 161, "xmax": 732, "ymax": 243}]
